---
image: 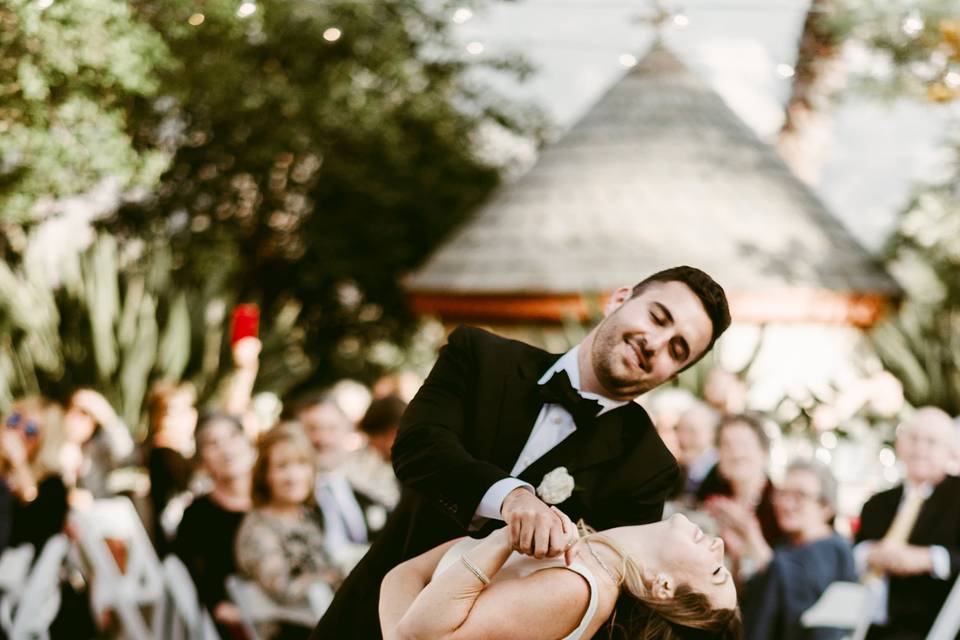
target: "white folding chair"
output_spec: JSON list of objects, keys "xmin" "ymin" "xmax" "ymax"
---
[
  {"xmin": 160, "ymin": 555, "xmax": 220, "ymax": 640},
  {"xmin": 927, "ymin": 573, "xmax": 960, "ymax": 640},
  {"xmin": 800, "ymin": 581, "xmax": 876, "ymax": 640},
  {"xmin": 72, "ymin": 497, "xmax": 164, "ymax": 640},
  {"xmin": 0, "ymin": 544, "xmax": 35, "ymax": 596},
  {"xmin": 0, "ymin": 535, "xmax": 70, "ymax": 640},
  {"xmin": 225, "ymin": 575, "xmax": 317, "ymax": 640}
]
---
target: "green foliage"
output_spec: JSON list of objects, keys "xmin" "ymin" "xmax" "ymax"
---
[
  {"xmin": 830, "ymin": 1, "xmax": 960, "ymax": 412},
  {"xmin": 0, "ymin": 0, "xmax": 540, "ymax": 417},
  {"xmin": 117, "ymin": 0, "xmax": 541, "ymax": 391},
  {"xmin": 0, "ymin": 0, "xmax": 172, "ymax": 223}
]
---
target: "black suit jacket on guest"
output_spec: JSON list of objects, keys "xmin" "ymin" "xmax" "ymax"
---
[
  {"xmin": 856, "ymin": 476, "xmax": 960, "ymax": 638},
  {"xmin": 312, "ymin": 326, "xmax": 679, "ymax": 639}
]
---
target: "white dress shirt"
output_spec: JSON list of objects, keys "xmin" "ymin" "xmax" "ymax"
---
[
  {"xmin": 853, "ymin": 482, "xmax": 952, "ymax": 625},
  {"xmin": 472, "ymin": 345, "xmax": 627, "ymax": 524}
]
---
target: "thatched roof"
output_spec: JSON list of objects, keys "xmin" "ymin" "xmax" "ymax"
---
[{"xmin": 404, "ymin": 45, "xmax": 901, "ymax": 326}]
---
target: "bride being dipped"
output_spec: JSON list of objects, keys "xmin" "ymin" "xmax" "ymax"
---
[{"xmin": 380, "ymin": 511, "xmax": 741, "ymax": 640}]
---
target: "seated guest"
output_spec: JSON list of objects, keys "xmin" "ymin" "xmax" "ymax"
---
[
  {"xmin": 62, "ymin": 388, "xmax": 135, "ymax": 500},
  {"xmin": 235, "ymin": 423, "xmax": 341, "ymax": 639},
  {"xmin": 342, "ymin": 395, "xmax": 405, "ymax": 509},
  {"xmin": 297, "ymin": 394, "xmax": 388, "ymax": 565},
  {"xmin": 0, "ymin": 397, "xmax": 69, "ymax": 553},
  {"xmin": 855, "ymin": 407, "xmax": 960, "ymax": 640},
  {"xmin": 174, "ymin": 412, "xmax": 253, "ymax": 638},
  {"xmin": 675, "ymin": 402, "xmax": 721, "ymax": 499},
  {"xmin": 698, "ymin": 413, "xmax": 784, "ymax": 548},
  {"xmin": 730, "ymin": 460, "xmax": 856, "ymax": 640},
  {"xmin": 146, "ymin": 380, "xmax": 198, "ymax": 554}
]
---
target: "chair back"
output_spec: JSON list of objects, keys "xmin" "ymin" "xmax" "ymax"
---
[
  {"xmin": 0, "ymin": 535, "xmax": 69, "ymax": 640},
  {"xmin": 0, "ymin": 544, "xmax": 35, "ymax": 596},
  {"xmin": 927, "ymin": 573, "xmax": 960, "ymax": 640},
  {"xmin": 161, "ymin": 555, "xmax": 220, "ymax": 640}
]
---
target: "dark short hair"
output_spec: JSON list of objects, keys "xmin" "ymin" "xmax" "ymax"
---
[
  {"xmin": 631, "ymin": 266, "xmax": 731, "ymax": 360},
  {"xmin": 717, "ymin": 412, "xmax": 771, "ymax": 452},
  {"xmin": 359, "ymin": 395, "xmax": 407, "ymax": 436}
]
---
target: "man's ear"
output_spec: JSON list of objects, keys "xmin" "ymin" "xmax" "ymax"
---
[
  {"xmin": 604, "ymin": 286, "xmax": 634, "ymax": 317},
  {"xmin": 651, "ymin": 573, "xmax": 675, "ymax": 601}
]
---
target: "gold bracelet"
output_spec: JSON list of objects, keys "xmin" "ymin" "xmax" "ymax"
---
[{"xmin": 459, "ymin": 553, "xmax": 491, "ymax": 586}]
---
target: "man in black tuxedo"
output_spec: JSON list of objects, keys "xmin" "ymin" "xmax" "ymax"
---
[
  {"xmin": 311, "ymin": 266, "xmax": 731, "ymax": 639},
  {"xmin": 856, "ymin": 407, "xmax": 960, "ymax": 639}
]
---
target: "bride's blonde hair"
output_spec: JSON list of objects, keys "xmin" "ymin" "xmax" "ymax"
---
[{"xmin": 577, "ymin": 523, "xmax": 742, "ymax": 640}]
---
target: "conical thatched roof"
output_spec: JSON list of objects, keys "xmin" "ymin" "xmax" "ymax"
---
[{"xmin": 405, "ymin": 45, "xmax": 901, "ymax": 326}]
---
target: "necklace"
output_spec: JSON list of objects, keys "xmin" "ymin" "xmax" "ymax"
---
[{"xmin": 585, "ymin": 539, "xmax": 620, "ymax": 585}]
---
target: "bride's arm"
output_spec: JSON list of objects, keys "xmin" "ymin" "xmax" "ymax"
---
[
  {"xmin": 379, "ymin": 537, "xmax": 465, "ymax": 635},
  {"xmin": 384, "ymin": 520, "xmax": 594, "ymax": 640}
]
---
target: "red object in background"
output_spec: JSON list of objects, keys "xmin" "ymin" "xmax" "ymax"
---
[
  {"xmin": 848, "ymin": 516, "xmax": 861, "ymax": 537},
  {"xmin": 231, "ymin": 304, "xmax": 260, "ymax": 346}
]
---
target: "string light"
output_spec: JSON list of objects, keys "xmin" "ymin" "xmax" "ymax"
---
[
  {"xmin": 188, "ymin": 13, "xmax": 205, "ymax": 26},
  {"xmin": 452, "ymin": 7, "xmax": 473, "ymax": 24},
  {"xmin": 619, "ymin": 53, "xmax": 638, "ymax": 67},
  {"xmin": 902, "ymin": 11, "xmax": 924, "ymax": 37},
  {"xmin": 323, "ymin": 27, "xmax": 342, "ymax": 42},
  {"xmin": 946, "ymin": 71, "xmax": 960, "ymax": 89},
  {"xmin": 36, "ymin": 0, "xmax": 53, "ymax": 8},
  {"xmin": 673, "ymin": 14, "xmax": 690, "ymax": 28},
  {"xmin": 465, "ymin": 41, "xmax": 485, "ymax": 55},
  {"xmin": 237, "ymin": 2, "xmax": 257, "ymax": 18},
  {"xmin": 819, "ymin": 431, "xmax": 838, "ymax": 449},
  {"xmin": 776, "ymin": 63, "xmax": 795, "ymax": 78}
]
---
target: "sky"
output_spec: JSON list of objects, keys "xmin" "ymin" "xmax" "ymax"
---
[{"xmin": 450, "ymin": 0, "xmax": 953, "ymax": 252}]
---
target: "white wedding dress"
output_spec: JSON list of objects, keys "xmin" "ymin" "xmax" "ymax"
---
[{"xmin": 432, "ymin": 537, "xmax": 601, "ymax": 640}]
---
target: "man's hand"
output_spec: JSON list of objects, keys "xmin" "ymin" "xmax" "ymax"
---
[
  {"xmin": 501, "ymin": 487, "xmax": 569, "ymax": 559},
  {"xmin": 872, "ymin": 542, "xmax": 933, "ymax": 576}
]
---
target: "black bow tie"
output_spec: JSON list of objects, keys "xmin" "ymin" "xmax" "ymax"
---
[{"xmin": 538, "ymin": 370, "xmax": 603, "ymax": 428}]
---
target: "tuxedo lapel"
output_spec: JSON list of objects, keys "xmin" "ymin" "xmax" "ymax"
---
[
  {"xmin": 518, "ymin": 409, "xmax": 626, "ymax": 485},
  {"xmin": 490, "ymin": 348, "xmax": 559, "ymax": 471}
]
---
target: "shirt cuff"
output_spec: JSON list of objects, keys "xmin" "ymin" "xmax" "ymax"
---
[
  {"xmin": 929, "ymin": 546, "xmax": 951, "ymax": 580},
  {"xmin": 474, "ymin": 478, "xmax": 534, "ymax": 522},
  {"xmin": 853, "ymin": 541, "xmax": 875, "ymax": 577}
]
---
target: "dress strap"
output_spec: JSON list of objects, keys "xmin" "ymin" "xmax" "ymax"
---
[{"xmin": 560, "ymin": 561, "xmax": 601, "ymax": 640}]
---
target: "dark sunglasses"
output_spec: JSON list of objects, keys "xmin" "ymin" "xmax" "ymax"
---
[{"xmin": 6, "ymin": 413, "xmax": 40, "ymax": 438}]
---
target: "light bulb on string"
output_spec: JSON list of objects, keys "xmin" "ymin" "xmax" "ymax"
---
[
  {"xmin": 324, "ymin": 27, "xmax": 342, "ymax": 42},
  {"xmin": 465, "ymin": 41, "xmax": 485, "ymax": 55},
  {"xmin": 188, "ymin": 13, "xmax": 205, "ymax": 26},
  {"xmin": 619, "ymin": 53, "xmax": 638, "ymax": 68},
  {"xmin": 673, "ymin": 13, "xmax": 689, "ymax": 28},
  {"xmin": 36, "ymin": 0, "xmax": 53, "ymax": 9},
  {"xmin": 452, "ymin": 7, "xmax": 473, "ymax": 24},
  {"xmin": 902, "ymin": 11, "xmax": 924, "ymax": 37},
  {"xmin": 237, "ymin": 2, "xmax": 256, "ymax": 18},
  {"xmin": 776, "ymin": 63, "xmax": 795, "ymax": 78},
  {"xmin": 945, "ymin": 71, "xmax": 960, "ymax": 89}
]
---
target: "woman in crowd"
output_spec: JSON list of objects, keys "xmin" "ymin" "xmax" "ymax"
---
[
  {"xmin": 698, "ymin": 413, "xmax": 784, "ymax": 550},
  {"xmin": 235, "ymin": 423, "xmax": 341, "ymax": 640},
  {"xmin": 380, "ymin": 511, "xmax": 741, "ymax": 640},
  {"xmin": 0, "ymin": 396, "xmax": 69, "ymax": 553},
  {"xmin": 174, "ymin": 411, "xmax": 253, "ymax": 639},
  {"xmin": 146, "ymin": 380, "xmax": 198, "ymax": 554},
  {"xmin": 61, "ymin": 388, "xmax": 134, "ymax": 501},
  {"xmin": 730, "ymin": 461, "xmax": 856, "ymax": 640}
]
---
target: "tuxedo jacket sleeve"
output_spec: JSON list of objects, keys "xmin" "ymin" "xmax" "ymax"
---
[{"xmin": 392, "ymin": 326, "xmax": 514, "ymax": 530}]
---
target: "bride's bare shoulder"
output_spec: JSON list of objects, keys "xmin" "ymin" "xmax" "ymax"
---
[{"xmin": 448, "ymin": 565, "xmax": 612, "ymax": 640}]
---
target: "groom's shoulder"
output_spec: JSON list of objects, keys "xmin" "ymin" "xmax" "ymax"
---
[{"xmin": 447, "ymin": 325, "xmax": 544, "ymax": 359}]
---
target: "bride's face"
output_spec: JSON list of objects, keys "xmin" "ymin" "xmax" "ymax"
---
[{"xmin": 641, "ymin": 514, "xmax": 736, "ymax": 610}]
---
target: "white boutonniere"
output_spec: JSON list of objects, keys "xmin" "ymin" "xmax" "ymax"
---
[{"xmin": 536, "ymin": 467, "xmax": 576, "ymax": 504}]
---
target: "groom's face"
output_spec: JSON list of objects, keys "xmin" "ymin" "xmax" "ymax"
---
[{"xmin": 591, "ymin": 281, "xmax": 712, "ymax": 399}]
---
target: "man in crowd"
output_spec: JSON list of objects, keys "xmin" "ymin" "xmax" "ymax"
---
[{"xmin": 856, "ymin": 407, "xmax": 960, "ymax": 639}]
